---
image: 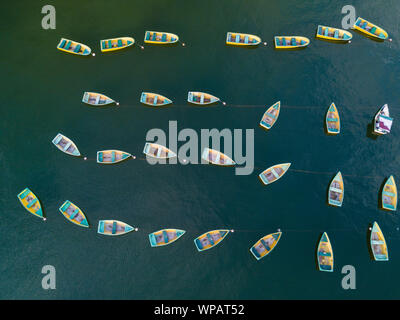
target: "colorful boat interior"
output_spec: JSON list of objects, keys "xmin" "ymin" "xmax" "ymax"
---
[
  {"xmin": 318, "ymin": 233, "xmax": 333, "ymax": 271},
  {"xmin": 317, "ymin": 26, "xmax": 352, "ymax": 40},
  {"xmin": 275, "ymin": 36, "xmax": 309, "ymax": 48},
  {"xmin": 59, "ymin": 201, "xmax": 89, "ymax": 227},
  {"xmin": 354, "ymin": 18, "xmax": 388, "ymax": 39},
  {"xmin": 226, "ymin": 32, "xmax": 260, "ymax": 45},
  {"xmin": 382, "ymin": 176, "xmax": 397, "ymax": 210},
  {"xmin": 250, "ymin": 232, "xmax": 281, "ymax": 260},
  {"xmin": 101, "ymin": 37, "xmax": 134, "ymax": 51},
  {"xmin": 17, "ymin": 188, "xmax": 43, "ymax": 218},
  {"xmin": 57, "ymin": 38, "xmax": 90, "ymax": 55},
  {"xmin": 140, "ymin": 92, "xmax": 171, "ymax": 106},
  {"xmin": 195, "ymin": 230, "xmax": 228, "ymax": 251},
  {"xmin": 371, "ymin": 223, "xmax": 388, "ymax": 261},
  {"xmin": 144, "ymin": 31, "xmax": 178, "ymax": 43},
  {"xmin": 97, "ymin": 150, "xmax": 131, "ymax": 164}
]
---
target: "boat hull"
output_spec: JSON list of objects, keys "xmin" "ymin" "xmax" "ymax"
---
[
  {"xmin": 140, "ymin": 92, "xmax": 172, "ymax": 106},
  {"xmin": 370, "ymin": 222, "xmax": 389, "ymax": 261},
  {"xmin": 17, "ymin": 188, "xmax": 44, "ymax": 219},
  {"xmin": 194, "ymin": 230, "xmax": 230, "ymax": 252},
  {"xmin": 226, "ymin": 32, "xmax": 261, "ymax": 46},
  {"xmin": 382, "ymin": 175, "xmax": 397, "ymax": 211},
  {"xmin": 317, "ymin": 232, "xmax": 334, "ymax": 272},
  {"xmin": 97, "ymin": 150, "xmax": 132, "ymax": 164},
  {"xmin": 149, "ymin": 229, "xmax": 186, "ymax": 247},
  {"xmin": 52, "ymin": 133, "xmax": 81, "ymax": 156},
  {"xmin": 259, "ymin": 163, "xmax": 291, "ymax": 185},
  {"xmin": 201, "ymin": 148, "xmax": 235, "ymax": 166},
  {"xmin": 316, "ymin": 25, "xmax": 352, "ymax": 42},
  {"xmin": 326, "ymin": 103, "xmax": 340, "ymax": 134},
  {"xmin": 57, "ymin": 38, "xmax": 91, "ymax": 56},
  {"xmin": 82, "ymin": 92, "xmax": 115, "ymax": 106},
  {"xmin": 274, "ymin": 36, "xmax": 310, "ymax": 49},
  {"xmin": 188, "ymin": 92, "xmax": 220, "ymax": 105},
  {"xmin": 97, "ymin": 220, "xmax": 134, "ymax": 236},
  {"xmin": 250, "ymin": 232, "xmax": 282, "ymax": 260},
  {"xmin": 59, "ymin": 200, "xmax": 89, "ymax": 227},
  {"xmin": 100, "ymin": 37, "xmax": 135, "ymax": 52},
  {"xmin": 143, "ymin": 143, "xmax": 177, "ymax": 159},
  {"xmin": 144, "ymin": 31, "xmax": 179, "ymax": 44},
  {"xmin": 353, "ymin": 17, "xmax": 388, "ymax": 40},
  {"xmin": 328, "ymin": 172, "xmax": 344, "ymax": 207},
  {"xmin": 260, "ymin": 101, "xmax": 280, "ymax": 130}
]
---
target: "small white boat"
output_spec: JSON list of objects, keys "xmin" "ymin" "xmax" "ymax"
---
[
  {"xmin": 201, "ymin": 148, "xmax": 235, "ymax": 166},
  {"xmin": 374, "ymin": 104, "xmax": 393, "ymax": 135},
  {"xmin": 143, "ymin": 143, "xmax": 176, "ymax": 159},
  {"xmin": 52, "ymin": 133, "xmax": 80, "ymax": 156}
]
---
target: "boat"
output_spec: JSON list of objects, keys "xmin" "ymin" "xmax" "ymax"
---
[
  {"xmin": 17, "ymin": 188, "xmax": 44, "ymax": 219},
  {"xmin": 187, "ymin": 92, "xmax": 220, "ymax": 105},
  {"xmin": 226, "ymin": 32, "xmax": 261, "ymax": 46},
  {"xmin": 57, "ymin": 38, "xmax": 91, "ymax": 56},
  {"xmin": 149, "ymin": 229, "xmax": 186, "ymax": 247},
  {"xmin": 100, "ymin": 37, "xmax": 134, "ymax": 52},
  {"xmin": 328, "ymin": 172, "xmax": 344, "ymax": 207},
  {"xmin": 353, "ymin": 17, "xmax": 388, "ymax": 40},
  {"xmin": 326, "ymin": 103, "xmax": 340, "ymax": 134},
  {"xmin": 201, "ymin": 148, "xmax": 235, "ymax": 166},
  {"xmin": 259, "ymin": 163, "xmax": 291, "ymax": 185},
  {"xmin": 97, "ymin": 220, "xmax": 134, "ymax": 236},
  {"xmin": 317, "ymin": 232, "xmax": 334, "ymax": 272},
  {"xmin": 59, "ymin": 200, "xmax": 89, "ymax": 227},
  {"xmin": 373, "ymin": 104, "xmax": 393, "ymax": 135},
  {"xmin": 143, "ymin": 143, "xmax": 177, "ymax": 159},
  {"xmin": 82, "ymin": 92, "xmax": 115, "ymax": 106},
  {"xmin": 382, "ymin": 175, "xmax": 397, "ymax": 211},
  {"xmin": 140, "ymin": 92, "xmax": 172, "ymax": 106},
  {"xmin": 97, "ymin": 150, "xmax": 132, "ymax": 164},
  {"xmin": 144, "ymin": 31, "xmax": 179, "ymax": 44},
  {"xmin": 274, "ymin": 36, "xmax": 310, "ymax": 49},
  {"xmin": 316, "ymin": 25, "xmax": 352, "ymax": 42},
  {"xmin": 259, "ymin": 101, "xmax": 280, "ymax": 130},
  {"xmin": 370, "ymin": 222, "xmax": 389, "ymax": 261},
  {"xmin": 52, "ymin": 133, "xmax": 81, "ymax": 157},
  {"xmin": 249, "ymin": 232, "xmax": 282, "ymax": 260},
  {"xmin": 194, "ymin": 230, "xmax": 230, "ymax": 252}
]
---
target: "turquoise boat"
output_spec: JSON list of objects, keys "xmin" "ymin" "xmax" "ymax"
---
[
  {"xmin": 97, "ymin": 220, "xmax": 134, "ymax": 236},
  {"xmin": 17, "ymin": 188, "xmax": 44, "ymax": 219},
  {"xmin": 148, "ymin": 229, "xmax": 186, "ymax": 247},
  {"xmin": 97, "ymin": 150, "xmax": 132, "ymax": 164},
  {"xmin": 59, "ymin": 200, "xmax": 89, "ymax": 228},
  {"xmin": 370, "ymin": 222, "xmax": 389, "ymax": 261},
  {"xmin": 317, "ymin": 232, "xmax": 334, "ymax": 272}
]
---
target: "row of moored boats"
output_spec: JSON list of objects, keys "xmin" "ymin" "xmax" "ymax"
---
[
  {"xmin": 56, "ymin": 17, "xmax": 390, "ymax": 56},
  {"xmin": 16, "ymin": 188, "xmax": 389, "ymax": 265}
]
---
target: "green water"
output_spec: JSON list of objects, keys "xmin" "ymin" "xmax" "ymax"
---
[{"xmin": 1, "ymin": 0, "xmax": 400, "ymax": 299}]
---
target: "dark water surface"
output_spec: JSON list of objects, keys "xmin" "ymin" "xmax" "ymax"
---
[{"xmin": 1, "ymin": 0, "xmax": 400, "ymax": 299}]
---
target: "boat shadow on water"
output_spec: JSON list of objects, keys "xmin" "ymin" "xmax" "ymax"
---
[
  {"xmin": 377, "ymin": 178, "xmax": 387, "ymax": 210},
  {"xmin": 314, "ymin": 36, "xmax": 350, "ymax": 45},
  {"xmin": 314, "ymin": 232, "xmax": 323, "ymax": 271},
  {"xmin": 366, "ymin": 122, "xmax": 379, "ymax": 140},
  {"xmin": 352, "ymin": 28, "xmax": 385, "ymax": 43},
  {"xmin": 225, "ymin": 44, "xmax": 260, "ymax": 50},
  {"xmin": 366, "ymin": 222, "xmax": 375, "ymax": 261}
]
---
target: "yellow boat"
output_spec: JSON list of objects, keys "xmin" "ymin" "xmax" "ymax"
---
[
  {"xmin": 143, "ymin": 143, "xmax": 177, "ymax": 159},
  {"xmin": 201, "ymin": 148, "xmax": 235, "ymax": 166},
  {"xmin": 250, "ymin": 232, "xmax": 282, "ymax": 260},
  {"xmin": 370, "ymin": 222, "xmax": 389, "ymax": 261},
  {"xmin": 382, "ymin": 175, "xmax": 397, "ymax": 211},
  {"xmin": 144, "ymin": 31, "xmax": 179, "ymax": 44},
  {"xmin": 326, "ymin": 103, "xmax": 340, "ymax": 134},
  {"xmin": 149, "ymin": 229, "xmax": 186, "ymax": 247},
  {"xmin": 57, "ymin": 38, "xmax": 91, "ymax": 56},
  {"xmin": 187, "ymin": 92, "xmax": 220, "ymax": 105},
  {"xmin": 259, "ymin": 163, "xmax": 291, "ymax": 185},
  {"xmin": 194, "ymin": 230, "xmax": 230, "ymax": 252},
  {"xmin": 59, "ymin": 200, "xmax": 89, "ymax": 228},
  {"xmin": 353, "ymin": 17, "xmax": 388, "ymax": 40},
  {"xmin": 97, "ymin": 150, "xmax": 132, "ymax": 164},
  {"xmin": 274, "ymin": 36, "xmax": 310, "ymax": 49},
  {"xmin": 328, "ymin": 172, "xmax": 344, "ymax": 207},
  {"xmin": 82, "ymin": 92, "xmax": 116, "ymax": 106},
  {"xmin": 140, "ymin": 92, "xmax": 172, "ymax": 106},
  {"xmin": 226, "ymin": 32, "xmax": 261, "ymax": 46},
  {"xmin": 259, "ymin": 101, "xmax": 280, "ymax": 130},
  {"xmin": 17, "ymin": 188, "xmax": 44, "ymax": 219},
  {"xmin": 100, "ymin": 37, "xmax": 134, "ymax": 52},
  {"xmin": 316, "ymin": 25, "xmax": 352, "ymax": 42},
  {"xmin": 317, "ymin": 232, "xmax": 334, "ymax": 272}
]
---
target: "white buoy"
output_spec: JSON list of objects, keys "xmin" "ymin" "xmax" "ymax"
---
[
  {"xmin": 140, "ymin": 46, "xmax": 144, "ymax": 50},
  {"xmin": 182, "ymin": 43, "xmax": 186, "ymax": 47},
  {"xmin": 92, "ymin": 53, "xmax": 96, "ymax": 56},
  {"xmin": 389, "ymin": 38, "xmax": 393, "ymax": 42},
  {"xmin": 369, "ymin": 227, "xmax": 372, "ymax": 230},
  {"xmin": 135, "ymin": 228, "xmax": 139, "ymax": 231},
  {"xmin": 43, "ymin": 218, "xmax": 47, "ymax": 221},
  {"xmin": 348, "ymin": 40, "xmax": 352, "ymax": 43},
  {"xmin": 116, "ymin": 102, "xmax": 120, "ymax": 106},
  {"xmin": 222, "ymin": 102, "xmax": 227, "ymax": 106},
  {"xmin": 263, "ymin": 42, "xmax": 267, "ymax": 46},
  {"xmin": 84, "ymin": 157, "xmax": 87, "ymax": 160},
  {"xmin": 183, "ymin": 159, "xmax": 187, "ymax": 163},
  {"xmin": 277, "ymin": 228, "xmax": 281, "ymax": 232},
  {"xmin": 132, "ymin": 156, "xmax": 136, "ymax": 159},
  {"xmin": 231, "ymin": 229, "xmax": 235, "ymax": 233}
]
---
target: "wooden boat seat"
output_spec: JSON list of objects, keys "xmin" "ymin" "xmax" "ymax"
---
[
  {"xmin": 74, "ymin": 44, "xmax": 81, "ymax": 53},
  {"xmin": 63, "ymin": 141, "xmax": 72, "ymax": 151},
  {"xmin": 370, "ymin": 27, "xmax": 377, "ymax": 34},
  {"xmin": 27, "ymin": 198, "xmax": 37, "ymax": 208},
  {"xmin": 65, "ymin": 41, "xmax": 71, "ymax": 50},
  {"xmin": 383, "ymin": 191, "xmax": 396, "ymax": 197},
  {"xmin": 19, "ymin": 189, "xmax": 30, "ymax": 199},
  {"xmin": 271, "ymin": 169, "xmax": 280, "ymax": 179},
  {"xmin": 327, "ymin": 117, "xmax": 338, "ymax": 122},
  {"xmin": 251, "ymin": 247, "xmax": 261, "ymax": 258},
  {"xmin": 324, "ymin": 28, "xmax": 329, "ymax": 36},
  {"xmin": 163, "ymin": 231, "xmax": 169, "ymax": 243},
  {"xmin": 260, "ymin": 239, "xmax": 271, "ymax": 251},
  {"xmin": 161, "ymin": 34, "xmax": 167, "ymax": 42},
  {"xmin": 195, "ymin": 238, "xmax": 203, "ymax": 250},
  {"xmin": 206, "ymin": 233, "xmax": 215, "ymax": 246},
  {"xmin": 111, "ymin": 151, "xmax": 116, "ymax": 162},
  {"xmin": 244, "ymin": 36, "xmax": 249, "ymax": 44},
  {"xmin": 153, "ymin": 95, "xmax": 158, "ymax": 104},
  {"xmin": 146, "ymin": 32, "xmax": 150, "ymax": 40},
  {"xmin": 318, "ymin": 251, "xmax": 331, "ymax": 256},
  {"xmin": 112, "ymin": 222, "xmax": 117, "ymax": 234},
  {"xmin": 69, "ymin": 209, "xmax": 79, "ymax": 220},
  {"xmin": 291, "ymin": 38, "xmax": 296, "ymax": 45},
  {"xmin": 118, "ymin": 39, "xmax": 123, "ymax": 47},
  {"xmin": 330, "ymin": 187, "xmax": 342, "ymax": 193},
  {"xmin": 95, "ymin": 95, "xmax": 100, "ymax": 105},
  {"xmin": 60, "ymin": 202, "xmax": 70, "ymax": 212},
  {"xmin": 59, "ymin": 39, "xmax": 66, "ymax": 48},
  {"xmin": 371, "ymin": 240, "xmax": 384, "ymax": 245},
  {"xmin": 98, "ymin": 152, "xmax": 103, "ymax": 162}
]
